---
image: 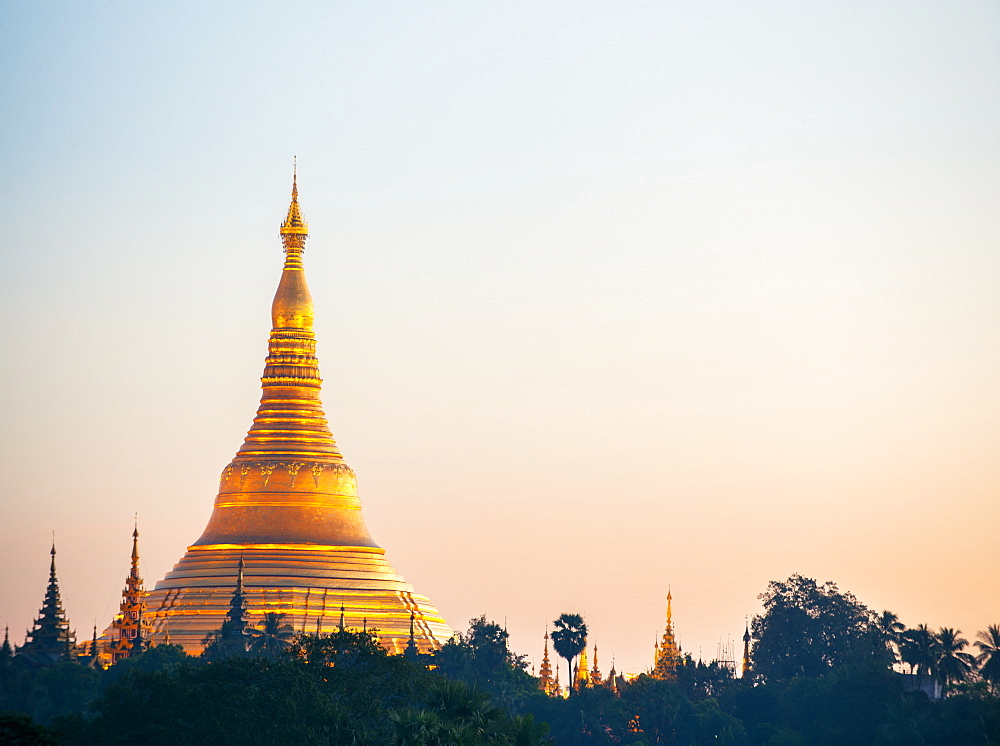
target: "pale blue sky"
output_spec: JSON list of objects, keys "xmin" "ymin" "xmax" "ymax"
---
[{"xmin": 2, "ymin": 1, "xmax": 998, "ymax": 673}]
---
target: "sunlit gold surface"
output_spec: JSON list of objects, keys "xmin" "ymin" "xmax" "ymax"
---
[
  {"xmin": 651, "ymin": 590, "xmax": 680, "ymax": 680},
  {"xmin": 142, "ymin": 174, "xmax": 452, "ymax": 653}
]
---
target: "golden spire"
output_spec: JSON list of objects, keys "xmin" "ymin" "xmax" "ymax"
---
[
  {"xmin": 280, "ymin": 158, "xmax": 309, "ymax": 253},
  {"xmin": 591, "ymin": 643, "xmax": 602, "ymax": 686},
  {"xmin": 107, "ymin": 524, "xmax": 149, "ymax": 663},
  {"xmin": 652, "ymin": 588, "xmax": 681, "ymax": 681},
  {"xmin": 271, "ymin": 163, "xmax": 316, "ymax": 332},
  {"xmin": 575, "ymin": 643, "xmax": 590, "ymax": 690},
  {"xmin": 219, "ymin": 164, "xmax": 345, "ymax": 468},
  {"xmin": 142, "ymin": 172, "xmax": 453, "ymax": 656},
  {"xmin": 539, "ymin": 630, "xmax": 555, "ymax": 696}
]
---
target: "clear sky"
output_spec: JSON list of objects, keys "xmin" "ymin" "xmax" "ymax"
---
[{"xmin": 1, "ymin": 1, "xmax": 998, "ymax": 675}]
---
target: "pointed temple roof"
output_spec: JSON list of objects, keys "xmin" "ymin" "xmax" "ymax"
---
[
  {"xmin": 652, "ymin": 588, "xmax": 682, "ymax": 680},
  {"xmin": 139, "ymin": 169, "xmax": 452, "ymax": 654},
  {"xmin": 742, "ymin": 622, "xmax": 752, "ymax": 677},
  {"xmin": 18, "ymin": 543, "xmax": 77, "ymax": 666},
  {"xmin": 280, "ymin": 161, "xmax": 309, "ymax": 250},
  {"xmin": 538, "ymin": 630, "xmax": 555, "ymax": 696},
  {"xmin": 1, "ymin": 627, "xmax": 13, "ymax": 664},
  {"xmin": 590, "ymin": 643, "xmax": 602, "ymax": 686},
  {"xmin": 607, "ymin": 658, "xmax": 619, "ymax": 694},
  {"xmin": 224, "ymin": 556, "xmax": 249, "ymax": 636},
  {"xmin": 404, "ymin": 611, "xmax": 420, "ymax": 659},
  {"xmin": 107, "ymin": 523, "xmax": 150, "ymax": 664}
]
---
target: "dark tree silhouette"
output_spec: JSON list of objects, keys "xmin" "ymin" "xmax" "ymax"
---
[
  {"xmin": 249, "ymin": 612, "xmax": 295, "ymax": 658},
  {"xmin": 750, "ymin": 574, "xmax": 888, "ymax": 684},
  {"xmin": 900, "ymin": 624, "xmax": 937, "ymax": 682},
  {"xmin": 388, "ymin": 678, "xmax": 548, "ymax": 744},
  {"xmin": 934, "ymin": 627, "xmax": 974, "ymax": 692},
  {"xmin": 550, "ymin": 613, "xmax": 587, "ymax": 695},
  {"xmin": 976, "ymin": 625, "xmax": 1000, "ymax": 695},
  {"xmin": 430, "ymin": 616, "xmax": 536, "ymax": 713},
  {"xmin": 875, "ymin": 610, "xmax": 905, "ymax": 662}
]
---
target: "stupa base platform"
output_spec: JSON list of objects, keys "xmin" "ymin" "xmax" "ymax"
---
[{"xmin": 144, "ymin": 543, "xmax": 452, "ymax": 655}]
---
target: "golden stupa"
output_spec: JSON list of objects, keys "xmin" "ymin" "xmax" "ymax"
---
[{"xmin": 143, "ymin": 171, "xmax": 452, "ymax": 654}]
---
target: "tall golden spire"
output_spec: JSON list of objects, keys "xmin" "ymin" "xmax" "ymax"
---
[
  {"xmin": 590, "ymin": 643, "xmax": 602, "ymax": 687},
  {"xmin": 652, "ymin": 588, "xmax": 681, "ymax": 680},
  {"xmin": 212, "ymin": 166, "xmax": 350, "ymax": 507},
  {"xmin": 575, "ymin": 642, "xmax": 590, "ymax": 690},
  {"xmin": 539, "ymin": 630, "xmax": 555, "ymax": 696},
  {"xmin": 280, "ymin": 158, "xmax": 309, "ymax": 253},
  {"xmin": 268, "ymin": 167, "xmax": 316, "ymax": 331},
  {"xmin": 141, "ymin": 168, "xmax": 452, "ymax": 655},
  {"xmin": 108, "ymin": 523, "xmax": 149, "ymax": 664}
]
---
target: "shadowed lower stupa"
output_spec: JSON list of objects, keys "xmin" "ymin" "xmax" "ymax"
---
[{"xmin": 142, "ymin": 171, "xmax": 452, "ymax": 654}]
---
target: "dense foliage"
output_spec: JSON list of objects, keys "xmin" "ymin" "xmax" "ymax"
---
[
  {"xmin": 749, "ymin": 573, "xmax": 891, "ymax": 684},
  {"xmin": 2, "ymin": 579, "xmax": 999, "ymax": 744}
]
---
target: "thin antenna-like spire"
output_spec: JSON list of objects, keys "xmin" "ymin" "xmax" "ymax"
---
[
  {"xmin": 404, "ymin": 611, "xmax": 419, "ymax": 658},
  {"xmin": 742, "ymin": 616, "xmax": 752, "ymax": 677},
  {"xmin": 280, "ymin": 160, "xmax": 308, "ymax": 253}
]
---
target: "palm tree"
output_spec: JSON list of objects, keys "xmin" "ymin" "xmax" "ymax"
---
[
  {"xmin": 550, "ymin": 613, "xmax": 587, "ymax": 696},
  {"xmin": 875, "ymin": 610, "xmax": 905, "ymax": 663},
  {"xmin": 934, "ymin": 627, "xmax": 975, "ymax": 692},
  {"xmin": 899, "ymin": 624, "xmax": 936, "ymax": 682},
  {"xmin": 250, "ymin": 612, "xmax": 296, "ymax": 658},
  {"xmin": 390, "ymin": 679, "xmax": 507, "ymax": 744},
  {"xmin": 389, "ymin": 708, "xmax": 445, "ymax": 744},
  {"xmin": 975, "ymin": 624, "xmax": 1000, "ymax": 695}
]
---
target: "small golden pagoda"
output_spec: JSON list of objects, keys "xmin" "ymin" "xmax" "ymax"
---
[
  {"xmin": 142, "ymin": 170, "xmax": 452, "ymax": 654},
  {"xmin": 106, "ymin": 525, "xmax": 150, "ymax": 663},
  {"xmin": 574, "ymin": 642, "xmax": 590, "ymax": 690},
  {"xmin": 651, "ymin": 589, "xmax": 682, "ymax": 680},
  {"xmin": 538, "ymin": 630, "xmax": 555, "ymax": 696},
  {"xmin": 590, "ymin": 643, "xmax": 602, "ymax": 687}
]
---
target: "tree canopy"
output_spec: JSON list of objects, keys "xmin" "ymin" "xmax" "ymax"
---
[
  {"xmin": 550, "ymin": 613, "xmax": 587, "ymax": 694},
  {"xmin": 750, "ymin": 573, "xmax": 890, "ymax": 684}
]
